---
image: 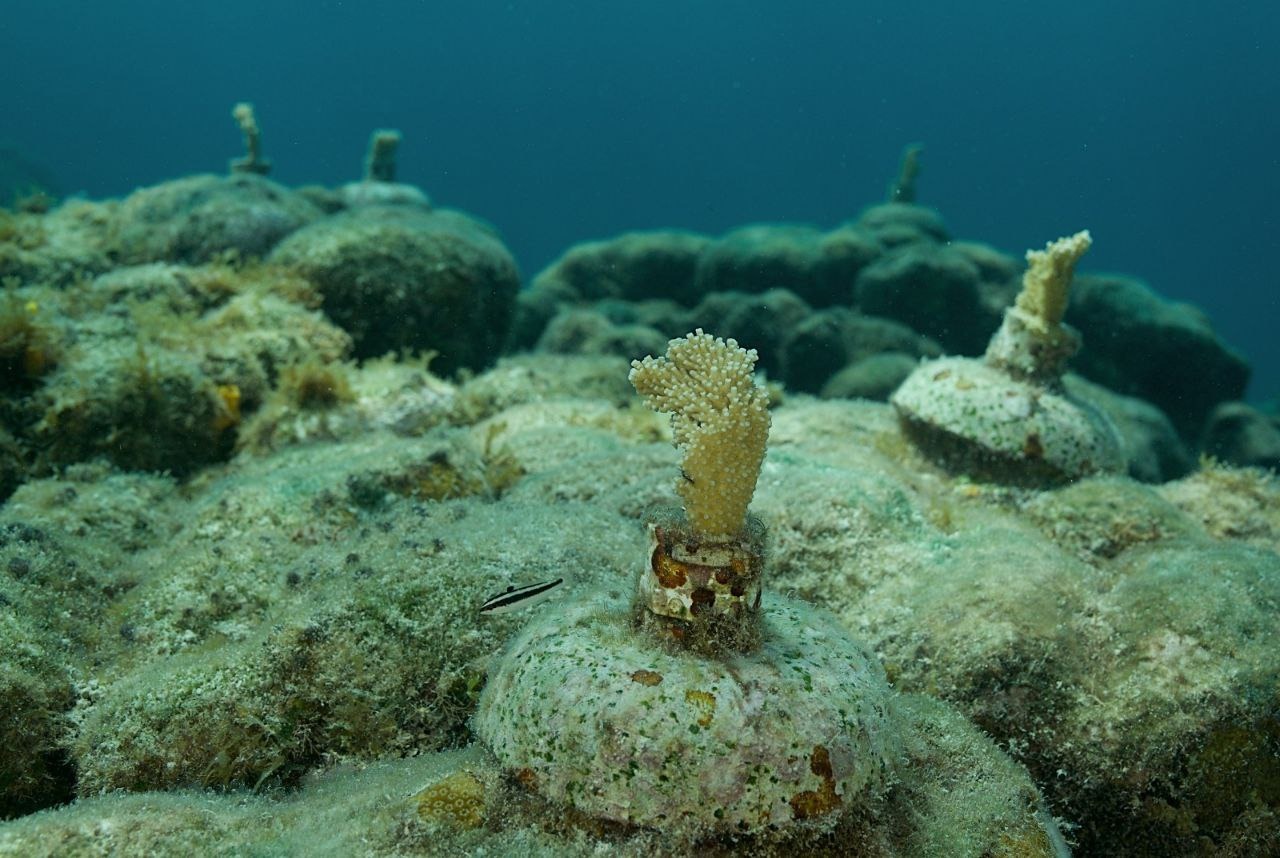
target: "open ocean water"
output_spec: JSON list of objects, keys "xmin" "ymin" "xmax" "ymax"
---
[{"xmin": 1, "ymin": 0, "xmax": 1276, "ymax": 397}]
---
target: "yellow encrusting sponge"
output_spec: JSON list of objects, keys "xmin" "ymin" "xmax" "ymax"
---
[{"xmin": 630, "ymin": 329, "xmax": 770, "ymax": 539}]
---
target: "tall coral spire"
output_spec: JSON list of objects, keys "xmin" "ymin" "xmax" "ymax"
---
[
  {"xmin": 1016, "ymin": 230, "xmax": 1092, "ymax": 330},
  {"xmin": 985, "ymin": 229, "xmax": 1092, "ymax": 384},
  {"xmin": 229, "ymin": 102, "xmax": 271, "ymax": 176}
]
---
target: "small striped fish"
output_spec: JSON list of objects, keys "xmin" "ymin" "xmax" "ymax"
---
[{"xmin": 479, "ymin": 578, "xmax": 564, "ymax": 615}]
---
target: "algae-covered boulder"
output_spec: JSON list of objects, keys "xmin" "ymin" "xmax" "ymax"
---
[
  {"xmin": 815, "ymin": 225, "xmax": 885, "ymax": 302},
  {"xmin": 34, "ymin": 338, "xmax": 234, "ymax": 476},
  {"xmin": 0, "ymin": 199, "xmax": 117, "ymax": 287},
  {"xmin": 694, "ymin": 224, "xmax": 826, "ymax": 302},
  {"xmin": 1199, "ymin": 400, "xmax": 1280, "ymax": 470},
  {"xmin": 953, "ymin": 239, "xmax": 1026, "ymax": 323},
  {"xmin": 695, "ymin": 223, "xmax": 878, "ymax": 308},
  {"xmin": 1159, "ymin": 462, "xmax": 1280, "ymax": 553},
  {"xmin": 1064, "ymin": 374, "xmax": 1193, "ymax": 483},
  {"xmin": 883, "ymin": 694, "xmax": 1070, "ymax": 858},
  {"xmin": 921, "ymin": 483, "xmax": 1280, "ymax": 856},
  {"xmin": 760, "ymin": 394, "xmax": 1280, "ymax": 855},
  {"xmin": 82, "ymin": 263, "xmax": 229, "ymax": 317},
  {"xmin": 0, "ymin": 546, "xmax": 77, "ymax": 816},
  {"xmin": 821, "ymin": 351, "xmax": 919, "ymax": 401},
  {"xmin": 853, "ymin": 202, "xmax": 949, "ymax": 247},
  {"xmin": 853, "ymin": 519, "xmax": 1099, "ymax": 741},
  {"xmin": 0, "ymin": 467, "xmax": 176, "ymax": 815},
  {"xmin": 775, "ymin": 309, "xmax": 850, "ymax": 394},
  {"xmin": 1067, "ymin": 273, "xmax": 1251, "ymax": 437},
  {"xmin": 526, "ymin": 222, "xmax": 883, "ymax": 334},
  {"xmin": 0, "ymin": 721, "xmax": 1067, "ymax": 858},
  {"xmin": 855, "ymin": 244, "xmax": 991, "ymax": 354},
  {"xmin": 109, "ymin": 173, "xmax": 322, "ymax": 264},
  {"xmin": 780, "ymin": 308, "xmax": 940, "ymax": 395},
  {"xmin": 270, "ymin": 207, "xmax": 519, "ymax": 373},
  {"xmin": 506, "ymin": 276, "xmax": 579, "ymax": 353},
  {"xmin": 688, "ymin": 287, "xmax": 812, "ymax": 377},
  {"xmin": 531, "ymin": 230, "xmax": 710, "ymax": 304},
  {"xmin": 1050, "ymin": 540, "xmax": 1280, "ymax": 854},
  {"xmin": 61, "ymin": 425, "xmax": 639, "ymax": 795},
  {"xmin": 952, "ymin": 239, "xmax": 1022, "ymax": 294},
  {"xmin": 22, "ymin": 263, "xmax": 349, "ymax": 479},
  {"xmin": 535, "ymin": 307, "xmax": 667, "ymax": 361}
]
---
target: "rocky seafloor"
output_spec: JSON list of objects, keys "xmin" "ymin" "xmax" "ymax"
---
[{"xmin": 0, "ymin": 166, "xmax": 1276, "ymax": 856}]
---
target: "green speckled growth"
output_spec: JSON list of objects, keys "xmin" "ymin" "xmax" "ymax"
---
[
  {"xmin": 474, "ymin": 591, "xmax": 899, "ymax": 840},
  {"xmin": 892, "ymin": 356, "xmax": 1124, "ymax": 483}
]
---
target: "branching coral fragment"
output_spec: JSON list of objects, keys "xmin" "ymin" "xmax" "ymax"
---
[
  {"xmin": 1016, "ymin": 229, "xmax": 1092, "ymax": 330},
  {"xmin": 630, "ymin": 329, "xmax": 770, "ymax": 538}
]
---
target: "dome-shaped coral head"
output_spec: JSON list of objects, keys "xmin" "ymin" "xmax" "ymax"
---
[{"xmin": 630, "ymin": 329, "xmax": 771, "ymax": 540}]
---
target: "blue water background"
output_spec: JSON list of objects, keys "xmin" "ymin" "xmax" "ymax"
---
[{"xmin": 2, "ymin": 1, "xmax": 1276, "ymax": 400}]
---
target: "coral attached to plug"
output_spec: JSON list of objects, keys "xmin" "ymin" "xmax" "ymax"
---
[
  {"xmin": 473, "ymin": 330, "xmax": 901, "ymax": 845},
  {"xmin": 229, "ymin": 102, "xmax": 271, "ymax": 176},
  {"xmin": 339, "ymin": 129, "xmax": 431, "ymax": 209},
  {"xmin": 892, "ymin": 230, "xmax": 1124, "ymax": 483},
  {"xmin": 628, "ymin": 329, "xmax": 771, "ymax": 653}
]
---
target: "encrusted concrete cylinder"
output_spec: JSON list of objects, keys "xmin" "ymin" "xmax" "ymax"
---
[
  {"xmin": 636, "ymin": 510, "xmax": 765, "ymax": 654},
  {"xmin": 983, "ymin": 306, "xmax": 1080, "ymax": 384}
]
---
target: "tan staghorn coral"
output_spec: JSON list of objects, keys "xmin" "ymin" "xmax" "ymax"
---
[
  {"xmin": 1015, "ymin": 229, "xmax": 1092, "ymax": 330},
  {"xmin": 630, "ymin": 328, "xmax": 770, "ymax": 538}
]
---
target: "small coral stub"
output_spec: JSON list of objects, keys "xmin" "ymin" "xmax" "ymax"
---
[
  {"xmin": 630, "ymin": 329, "xmax": 770, "ymax": 539},
  {"xmin": 364, "ymin": 129, "xmax": 402, "ymax": 183},
  {"xmin": 887, "ymin": 142, "xmax": 924, "ymax": 203}
]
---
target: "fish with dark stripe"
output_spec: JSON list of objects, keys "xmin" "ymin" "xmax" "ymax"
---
[{"xmin": 480, "ymin": 578, "xmax": 564, "ymax": 615}]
